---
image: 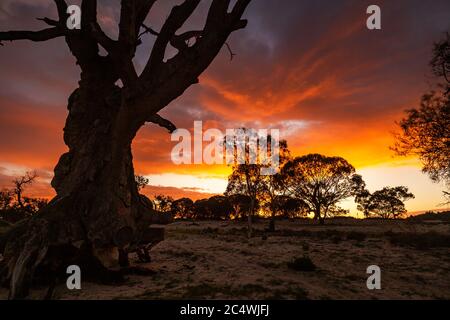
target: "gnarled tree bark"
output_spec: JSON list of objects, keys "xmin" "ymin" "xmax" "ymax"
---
[{"xmin": 0, "ymin": 0, "xmax": 250, "ymax": 299}]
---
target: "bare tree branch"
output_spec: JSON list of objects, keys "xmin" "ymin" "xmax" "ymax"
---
[
  {"xmin": 61, "ymin": 0, "xmax": 101, "ymax": 70},
  {"xmin": 0, "ymin": 1, "xmax": 67, "ymax": 47},
  {"xmin": 36, "ymin": 17, "xmax": 60, "ymax": 27},
  {"xmin": 81, "ymin": 0, "xmax": 97, "ymax": 28},
  {"xmin": 13, "ymin": 171, "xmax": 37, "ymax": 209},
  {"xmin": 230, "ymin": 0, "xmax": 251, "ymax": 20},
  {"xmin": 0, "ymin": 27, "xmax": 65, "ymax": 43},
  {"xmin": 89, "ymin": 22, "xmax": 116, "ymax": 52},
  {"xmin": 135, "ymin": 0, "xmax": 158, "ymax": 36},
  {"xmin": 137, "ymin": 0, "xmax": 250, "ymax": 116},
  {"xmin": 170, "ymin": 30, "xmax": 203, "ymax": 51},
  {"xmin": 118, "ymin": 0, "xmax": 138, "ymax": 46},
  {"xmin": 224, "ymin": 42, "xmax": 236, "ymax": 60},
  {"xmin": 117, "ymin": 1, "xmax": 153, "ymax": 86},
  {"xmin": 147, "ymin": 114, "xmax": 177, "ymax": 133},
  {"xmin": 118, "ymin": 1, "xmax": 156, "ymax": 42},
  {"xmin": 0, "ymin": 0, "xmax": 250, "ymax": 113},
  {"xmin": 204, "ymin": 0, "xmax": 231, "ymax": 32},
  {"xmin": 138, "ymin": 23, "xmax": 159, "ymax": 38},
  {"xmin": 54, "ymin": 0, "xmax": 68, "ymax": 21},
  {"xmin": 88, "ymin": 24, "xmax": 137, "ymax": 87},
  {"xmin": 143, "ymin": 0, "xmax": 201, "ymax": 77}
]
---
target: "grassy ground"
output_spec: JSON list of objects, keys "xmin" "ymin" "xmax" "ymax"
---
[{"xmin": 1, "ymin": 218, "xmax": 450, "ymax": 300}]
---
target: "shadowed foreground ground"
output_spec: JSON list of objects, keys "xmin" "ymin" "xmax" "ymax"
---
[{"xmin": 1, "ymin": 219, "xmax": 450, "ymax": 300}]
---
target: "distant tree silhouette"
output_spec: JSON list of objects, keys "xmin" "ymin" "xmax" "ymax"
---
[
  {"xmin": 282, "ymin": 154, "xmax": 365, "ymax": 224},
  {"xmin": 0, "ymin": 0, "xmax": 251, "ymax": 298},
  {"xmin": 171, "ymin": 198, "xmax": 194, "ymax": 220},
  {"xmin": 193, "ymin": 198, "xmax": 210, "ymax": 220},
  {"xmin": 393, "ymin": 32, "xmax": 450, "ymax": 199},
  {"xmin": 135, "ymin": 175, "xmax": 149, "ymax": 191},
  {"xmin": 0, "ymin": 173, "xmax": 48, "ymax": 223},
  {"xmin": 20, "ymin": 198, "xmax": 49, "ymax": 215},
  {"xmin": 226, "ymin": 163, "xmax": 264, "ymax": 237},
  {"xmin": 0, "ymin": 189, "xmax": 21, "ymax": 223},
  {"xmin": 356, "ymin": 186, "xmax": 415, "ymax": 219},
  {"xmin": 227, "ymin": 194, "xmax": 253, "ymax": 220},
  {"xmin": 207, "ymin": 195, "xmax": 234, "ymax": 220},
  {"xmin": 153, "ymin": 195, "xmax": 174, "ymax": 213},
  {"xmin": 12, "ymin": 171, "xmax": 37, "ymax": 210},
  {"xmin": 261, "ymin": 139, "xmax": 291, "ymax": 232},
  {"xmin": 192, "ymin": 196, "xmax": 233, "ymax": 220},
  {"xmin": 0, "ymin": 189, "xmax": 13, "ymax": 211},
  {"xmin": 272, "ymin": 195, "xmax": 308, "ymax": 219},
  {"xmin": 225, "ymin": 130, "xmax": 281, "ymax": 236}
]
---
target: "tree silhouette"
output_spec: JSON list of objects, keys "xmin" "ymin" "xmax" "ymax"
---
[
  {"xmin": 171, "ymin": 197, "xmax": 194, "ymax": 219},
  {"xmin": 0, "ymin": 173, "xmax": 49, "ymax": 223},
  {"xmin": 0, "ymin": 190, "xmax": 12, "ymax": 212},
  {"xmin": 430, "ymin": 32, "xmax": 450, "ymax": 94},
  {"xmin": 12, "ymin": 171, "xmax": 37, "ymax": 211},
  {"xmin": 226, "ymin": 163, "xmax": 264, "ymax": 237},
  {"xmin": 261, "ymin": 139, "xmax": 291, "ymax": 232},
  {"xmin": 207, "ymin": 195, "xmax": 233, "ymax": 220},
  {"xmin": 393, "ymin": 93, "xmax": 450, "ymax": 185},
  {"xmin": 0, "ymin": 0, "xmax": 251, "ymax": 298},
  {"xmin": 135, "ymin": 175, "xmax": 149, "ymax": 191},
  {"xmin": 224, "ymin": 130, "xmax": 280, "ymax": 236},
  {"xmin": 153, "ymin": 195, "xmax": 174, "ymax": 213},
  {"xmin": 192, "ymin": 196, "xmax": 233, "ymax": 220},
  {"xmin": 227, "ymin": 194, "xmax": 253, "ymax": 220},
  {"xmin": 393, "ymin": 32, "xmax": 450, "ymax": 195},
  {"xmin": 271, "ymin": 195, "xmax": 308, "ymax": 219},
  {"xmin": 282, "ymin": 154, "xmax": 365, "ymax": 224},
  {"xmin": 356, "ymin": 186, "xmax": 415, "ymax": 219}
]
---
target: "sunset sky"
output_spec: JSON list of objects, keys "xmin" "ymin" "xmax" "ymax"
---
[{"xmin": 0, "ymin": 0, "xmax": 449, "ymax": 215}]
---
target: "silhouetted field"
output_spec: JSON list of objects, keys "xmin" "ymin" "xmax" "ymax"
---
[{"xmin": 2, "ymin": 218, "xmax": 448, "ymax": 300}]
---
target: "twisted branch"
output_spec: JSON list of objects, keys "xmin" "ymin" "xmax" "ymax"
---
[{"xmin": 147, "ymin": 114, "xmax": 177, "ymax": 133}]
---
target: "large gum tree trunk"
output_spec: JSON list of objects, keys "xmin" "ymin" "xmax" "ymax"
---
[
  {"xmin": 1, "ymin": 76, "xmax": 153, "ymax": 299},
  {"xmin": 53, "ymin": 77, "xmax": 142, "ymax": 250}
]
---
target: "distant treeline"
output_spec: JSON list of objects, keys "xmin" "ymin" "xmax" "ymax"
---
[
  {"xmin": 142, "ymin": 148, "xmax": 417, "ymax": 230},
  {"xmin": 150, "ymin": 194, "xmax": 301, "ymax": 221},
  {"xmin": 407, "ymin": 211, "xmax": 450, "ymax": 222}
]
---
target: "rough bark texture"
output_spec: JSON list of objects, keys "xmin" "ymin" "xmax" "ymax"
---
[
  {"xmin": 0, "ymin": 0, "xmax": 251, "ymax": 299},
  {"xmin": 2, "ymin": 80, "xmax": 151, "ymax": 298}
]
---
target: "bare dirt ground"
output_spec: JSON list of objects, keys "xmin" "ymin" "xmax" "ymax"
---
[{"xmin": 1, "ymin": 219, "xmax": 450, "ymax": 300}]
